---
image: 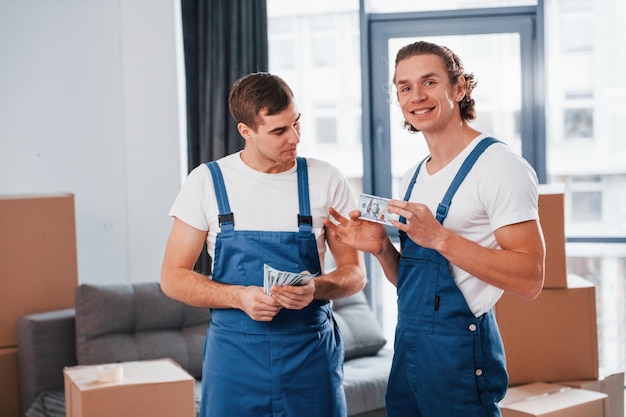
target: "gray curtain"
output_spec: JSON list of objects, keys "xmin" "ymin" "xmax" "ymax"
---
[{"xmin": 181, "ymin": 0, "xmax": 269, "ymax": 275}]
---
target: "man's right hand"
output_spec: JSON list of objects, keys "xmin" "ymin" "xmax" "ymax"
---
[
  {"xmin": 324, "ymin": 207, "xmax": 389, "ymax": 256},
  {"xmin": 239, "ymin": 286, "xmax": 283, "ymax": 321}
]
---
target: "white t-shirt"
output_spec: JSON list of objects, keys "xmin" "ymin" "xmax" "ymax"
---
[
  {"xmin": 399, "ymin": 134, "xmax": 539, "ymax": 316},
  {"xmin": 169, "ymin": 152, "xmax": 357, "ymax": 273}
]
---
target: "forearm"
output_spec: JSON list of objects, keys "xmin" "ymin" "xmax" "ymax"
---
[
  {"xmin": 435, "ymin": 228, "xmax": 544, "ymax": 300},
  {"xmin": 313, "ymin": 262, "xmax": 366, "ymax": 300},
  {"xmin": 373, "ymin": 238, "xmax": 401, "ymax": 287},
  {"xmin": 161, "ymin": 267, "xmax": 245, "ymax": 309}
]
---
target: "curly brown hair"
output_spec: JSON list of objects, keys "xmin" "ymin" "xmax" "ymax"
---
[{"xmin": 393, "ymin": 41, "xmax": 477, "ymax": 133}]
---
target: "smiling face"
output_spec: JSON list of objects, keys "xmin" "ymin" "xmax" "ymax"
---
[
  {"xmin": 394, "ymin": 54, "xmax": 466, "ymax": 136},
  {"xmin": 238, "ymin": 100, "xmax": 302, "ymax": 173}
]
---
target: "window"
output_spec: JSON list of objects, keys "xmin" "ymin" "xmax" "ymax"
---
[
  {"xmin": 366, "ymin": 0, "xmax": 537, "ymax": 13},
  {"xmin": 571, "ymin": 189, "xmax": 602, "ymax": 221},
  {"xmin": 268, "ymin": 18, "xmax": 296, "ymax": 70},
  {"xmin": 314, "ymin": 114, "xmax": 338, "ymax": 144},
  {"xmin": 559, "ymin": 1, "xmax": 593, "ymax": 52},
  {"xmin": 310, "ymin": 15, "xmax": 336, "ymax": 67},
  {"xmin": 566, "ymin": 244, "xmax": 626, "ymax": 374},
  {"xmin": 564, "ymin": 108, "xmax": 594, "ymax": 139},
  {"xmin": 267, "ymin": 0, "xmax": 362, "ymax": 193}
]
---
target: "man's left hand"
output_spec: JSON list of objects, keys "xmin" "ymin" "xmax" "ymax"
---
[{"xmin": 270, "ymin": 278, "xmax": 316, "ymax": 310}]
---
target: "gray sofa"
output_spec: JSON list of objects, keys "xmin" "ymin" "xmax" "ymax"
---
[{"xmin": 17, "ymin": 282, "xmax": 392, "ymax": 417}]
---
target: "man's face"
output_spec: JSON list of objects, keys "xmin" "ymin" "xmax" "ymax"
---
[
  {"xmin": 394, "ymin": 54, "xmax": 465, "ymax": 135},
  {"xmin": 239, "ymin": 101, "xmax": 302, "ymax": 172}
]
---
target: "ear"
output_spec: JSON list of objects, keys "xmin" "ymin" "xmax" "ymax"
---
[
  {"xmin": 237, "ymin": 122, "xmax": 252, "ymax": 140},
  {"xmin": 455, "ymin": 76, "xmax": 467, "ymax": 102}
]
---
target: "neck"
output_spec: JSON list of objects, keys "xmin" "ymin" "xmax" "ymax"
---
[
  {"xmin": 423, "ymin": 125, "xmax": 481, "ymax": 174},
  {"xmin": 240, "ymin": 151, "xmax": 295, "ymax": 174}
]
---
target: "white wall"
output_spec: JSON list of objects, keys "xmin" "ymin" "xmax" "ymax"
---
[{"xmin": 0, "ymin": 0, "xmax": 185, "ymax": 285}]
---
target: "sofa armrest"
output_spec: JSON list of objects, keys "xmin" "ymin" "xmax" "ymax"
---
[{"xmin": 17, "ymin": 308, "xmax": 77, "ymax": 415}]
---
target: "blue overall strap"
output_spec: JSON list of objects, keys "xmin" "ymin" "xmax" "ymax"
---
[
  {"xmin": 296, "ymin": 156, "xmax": 313, "ymax": 233},
  {"xmin": 402, "ymin": 155, "xmax": 429, "ymax": 201},
  {"xmin": 400, "ymin": 137, "xmax": 501, "ymax": 224},
  {"xmin": 399, "ymin": 155, "xmax": 429, "ymax": 225},
  {"xmin": 435, "ymin": 137, "xmax": 500, "ymax": 223},
  {"xmin": 206, "ymin": 161, "xmax": 234, "ymax": 231}
]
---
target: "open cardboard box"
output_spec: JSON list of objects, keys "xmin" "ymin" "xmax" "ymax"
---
[
  {"xmin": 561, "ymin": 372, "xmax": 625, "ymax": 417},
  {"xmin": 500, "ymin": 382, "xmax": 607, "ymax": 417},
  {"xmin": 64, "ymin": 358, "xmax": 195, "ymax": 417}
]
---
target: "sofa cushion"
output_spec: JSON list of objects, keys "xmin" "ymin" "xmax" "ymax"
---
[
  {"xmin": 74, "ymin": 282, "xmax": 210, "ymax": 378},
  {"xmin": 343, "ymin": 348, "xmax": 393, "ymax": 416},
  {"xmin": 332, "ymin": 291, "xmax": 387, "ymax": 360}
]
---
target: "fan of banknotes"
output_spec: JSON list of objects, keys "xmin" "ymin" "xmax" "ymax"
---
[{"xmin": 263, "ymin": 264, "xmax": 317, "ymax": 295}]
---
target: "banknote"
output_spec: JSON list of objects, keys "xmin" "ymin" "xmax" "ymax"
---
[
  {"xmin": 358, "ymin": 193, "xmax": 400, "ymax": 225},
  {"xmin": 263, "ymin": 264, "xmax": 317, "ymax": 295}
]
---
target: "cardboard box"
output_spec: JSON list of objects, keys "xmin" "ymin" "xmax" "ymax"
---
[
  {"xmin": 495, "ymin": 275, "xmax": 598, "ymax": 385},
  {"xmin": 500, "ymin": 382, "xmax": 607, "ymax": 417},
  {"xmin": 0, "ymin": 348, "xmax": 20, "ymax": 417},
  {"xmin": 64, "ymin": 359, "xmax": 195, "ymax": 417},
  {"xmin": 501, "ymin": 382, "xmax": 567, "ymax": 405},
  {"xmin": 562, "ymin": 372, "xmax": 624, "ymax": 417},
  {"xmin": 538, "ymin": 185, "xmax": 567, "ymax": 289},
  {"xmin": 0, "ymin": 194, "xmax": 78, "ymax": 347}
]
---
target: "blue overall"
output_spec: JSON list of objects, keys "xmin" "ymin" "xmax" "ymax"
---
[
  {"xmin": 386, "ymin": 138, "xmax": 509, "ymax": 417},
  {"xmin": 200, "ymin": 157, "xmax": 346, "ymax": 417}
]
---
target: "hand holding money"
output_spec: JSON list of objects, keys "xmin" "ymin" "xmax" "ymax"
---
[
  {"xmin": 263, "ymin": 264, "xmax": 317, "ymax": 295},
  {"xmin": 358, "ymin": 194, "xmax": 400, "ymax": 225},
  {"xmin": 238, "ymin": 285, "xmax": 283, "ymax": 322},
  {"xmin": 325, "ymin": 207, "xmax": 392, "ymax": 256},
  {"xmin": 270, "ymin": 278, "xmax": 315, "ymax": 310}
]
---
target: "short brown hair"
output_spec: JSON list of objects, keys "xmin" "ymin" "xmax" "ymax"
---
[{"xmin": 228, "ymin": 72, "xmax": 294, "ymax": 131}]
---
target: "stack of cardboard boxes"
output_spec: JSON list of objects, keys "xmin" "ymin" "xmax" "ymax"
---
[
  {"xmin": 0, "ymin": 195, "xmax": 198, "ymax": 417},
  {"xmin": 495, "ymin": 186, "xmax": 624, "ymax": 417},
  {"xmin": 0, "ymin": 194, "xmax": 78, "ymax": 417}
]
